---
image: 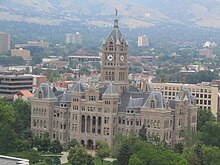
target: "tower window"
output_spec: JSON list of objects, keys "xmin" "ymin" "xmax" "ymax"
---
[{"xmin": 109, "ymin": 42, "xmax": 113, "ymax": 51}]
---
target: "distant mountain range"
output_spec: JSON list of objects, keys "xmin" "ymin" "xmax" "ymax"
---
[{"xmin": 1, "ymin": 0, "xmax": 220, "ymax": 28}]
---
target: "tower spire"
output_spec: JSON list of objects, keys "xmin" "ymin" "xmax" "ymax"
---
[{"xmin": 114, "ymin": 9, "xmax": 119, "ymax": 29}]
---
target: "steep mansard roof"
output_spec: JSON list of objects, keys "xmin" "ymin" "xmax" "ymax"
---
[
  {"xmin": 118, "ymin": 87, "xmax": 167, "ymax": 113},
  {"xmin": 72, "ymin": 82, "xmax": 85, "ymax": 93},
  {"xmin": 104, "ymin": 17, "xmax": 126, "ymax": 45},
  {"xmin": 127, "ymin": 97, "xmax": 143, "ymax": 109},
  {"xmin": 34, "ymin": 83, "xmax": 56, "ymax": 99},
  {"xmin": 118, "ymin": 86, "xmax": 150, "ymax": 113},
  {"xmin": 103, "ymin": 83, "xmax": 118, "ymax": 96},
  {"xmin": 143, "ymin": 91, "xmax": 165, "ymax": 109},
  {"xmin": 58, "ymin": 92, "xmax": 71, "ymax": 103}
]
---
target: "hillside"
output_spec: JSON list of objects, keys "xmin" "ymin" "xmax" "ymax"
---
[{"xmin": 1, "ymin": 0, "xmax": 220, "ymax": 28}]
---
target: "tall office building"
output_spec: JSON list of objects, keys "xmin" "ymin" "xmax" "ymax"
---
[
  {"xmin": 0, "ymin": 32, "xmax": 10, "ymax": 52},
  {"xmin": 138, "ymin": 35, "xmax": 149, "ymax": 47},
  {"xmin": 31, "ymin": 15, "xmax": 197, "ymax": 149}
]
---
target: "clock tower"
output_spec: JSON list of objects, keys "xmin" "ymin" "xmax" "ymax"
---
[{"xmin": 100, "ymin": 13, "xmax": 129, "ymax": 93}]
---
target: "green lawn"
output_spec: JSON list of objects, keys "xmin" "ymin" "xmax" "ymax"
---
[
  {"xmin": 95, "ymin": 159, "xmax": 114, "ymax": 165},
  {"xmin": 62, "ymin": 159, "xmax": 114, "ymax": 165}
]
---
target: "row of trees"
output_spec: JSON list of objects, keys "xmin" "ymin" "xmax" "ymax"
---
[{"xmin": 0, "ymin": 56, "xmax": 25, "ymax": 66}]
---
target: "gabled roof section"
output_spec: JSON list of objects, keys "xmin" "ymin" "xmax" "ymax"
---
[
  {"xmin": 143, "ymin": 90, "xmax": 165, "ymax": 109},
  {"xmin": 118, "ymin": 90, "xmax": 150, "ymax": 113},
  {"xmin": 103, "ymin": 83, "xmax": 118, "ymax": 96},
  {"xmin": 58, "ymin": 92, "xmax": 71, "ymax": 103},
  {"xmin": 16, "ymin": 90, "xmax": 33, "ymax": 97},
  {"xmin": 128, "ymin": 85, "xmax": 140, "ymax": 92},
  {"xmin": 127, "ymin": 97, "xmax": 143, "ymax": 109},
  {"xmin": 182, "ymin": 88, "xmax": 194, "ymax": 104},
  {"xmin": 34, "ymin": 83, "xmax": 57, "ymax": 99},
  {"xmin": 72, "ymin": 82, "xmax": 85, "ymax": 93}
]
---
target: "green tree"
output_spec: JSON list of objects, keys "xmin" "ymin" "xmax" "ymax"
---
[
  {"xmin": 129, "ymin": 155, "xmax": 144, "ymax": 165},
  {"xmin": 49, "ymin": 140, "xmax": 63, "ymax": 154},
  {"xmin": 197, "ymin": 109, "xmax": 216, "ymax": 131},
  {"xmin": 116, "ymin": 143, "xmax": 133, "ymax": 165},
  {"xmin": 43, "ymin": 156, "xmax": 61, "ymax": 165},
  {"xmin": 0, "ymin": 99, "xmax": 15, "ymax": 128},
  {"xmin": 174, "ymin": 143, "xmax": 184, "ymax": 154},
  {"xmin": 33, "ymin": 136, "xmax": 51, "ymax": 153},
  {"xmin": 189, "ymin": 144, "xmax": 206, "ymax": 165},
  {"xmin": 67, "ymin": 145, "xmax": 95, "ymax": 165},
  {"xmin": 68, "ymin": 138, "xmax": 79, "ymax": 149},
  {"xmin": 200, "ymin": 121, "xmax": 220, "ymax": 148},
  {"xmin": 12, "ymin": 100, "xmax": 31, "ymax": 135},
  {"xmin": 96, "ymin": 141, "xmax": 111, "ymax": 165},
  {"xmin": 138, "ymin": 125, "xmax": 147, "ymax": 141},
  {"xmin": 0, "ymin": 124, "xmax": 17, "ymax": 154},
  {"xmin": 203, "ymin": 145, "xmax": 220, "ymax": 165},
  {"xmin": 9, "ymin": 149, "xmax": 42, "ymax": 164}
]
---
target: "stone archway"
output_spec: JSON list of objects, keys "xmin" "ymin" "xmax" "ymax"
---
[
  {"xmin": 81, "ymin": 140, "xmax": 85, "ymax": 147},
  {"xmin": 87, "ymin": 139, "xmax": 93, "ymax": 150}
]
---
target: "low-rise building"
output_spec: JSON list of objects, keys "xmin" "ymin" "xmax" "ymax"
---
[
  {"xmin": 11, "ymin": 48, "xmax": 31, "ymax": 61},
  {"xmin": 14, "ymin": 90, "xmax": 33, "ymax": 101},
  {"xmin": 0, "ymin": 73, "xmax": 33, "ymax": 100}
]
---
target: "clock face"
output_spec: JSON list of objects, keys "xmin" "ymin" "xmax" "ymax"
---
[
  {"xmin": 107, "ymin": 54, "xmax": 113, "ymax": 61},
  {"xmin": 120, "ymin": 55, "xmax": 125, "ymax": 61}
]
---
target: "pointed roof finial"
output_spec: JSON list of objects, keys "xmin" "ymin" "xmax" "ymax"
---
[{"xmin": 114, "ymin": 9, "xmax": 119, "ymax": 29}]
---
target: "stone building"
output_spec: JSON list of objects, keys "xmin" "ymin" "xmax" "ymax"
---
[{"xmin": 31, "ymin": 16, "xmax": 197, "ymax": 149}]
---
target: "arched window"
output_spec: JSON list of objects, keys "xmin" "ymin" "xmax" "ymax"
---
[
  {"xmin": 44, "ymin": 121, "xmax": 46, "ymax": 128},
  {"xmin": 105, "ymin": 71, "xmax": 108, "ymax": 80},
  {"xmin": 147, "ymin": 119, "xmax": 150, "ymax": 128},
  {"xmin": 40, "ymin": 120, "xmax": 43, "ymax": 128},
  {"xmin": 112, "ymin": 72, "xmax": 115, "ymax": 81},
  {"xmin": 119, "ymin": 117, "xmax": 121, "ymax": 124},
  {"xmin": 109, "ymin": 42, "xmax": 113, "ymax": 51},
  {"xmin": 154, "ymin": 120, "xmax": 157, "ymax": 128},
  {"xmin": 157, "ymin": 120, "xmax": 160, "ymax": 129},
  {"xmin": 39, "ymin": 91, "xmax": 42, "ymax": 99},
  {"xmin": 33, "ymin": 119, "xmax": 36, "ymax": 127},
  {"xmin": 44, "ymin": 109, "xmax": 47, "ymax": 117},
  {"xmin": 151, "ymin": 100, "xmax": 155, "ymax": 109},
  {"xmin": 109, "ymin": 72, "xmax": 112, "ymax": 81}
]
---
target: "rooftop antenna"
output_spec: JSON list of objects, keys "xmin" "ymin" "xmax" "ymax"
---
[{"xmin": 115, "ymin": 8, "xmax": 118, "ymax": 16}]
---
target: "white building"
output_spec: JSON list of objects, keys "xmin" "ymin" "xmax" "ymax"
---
[
  {"xmin": 138, "ymin": 35, "xmax": 149, "ymax": 47},
  {"xmin": 65, "ymin": 32, "xmax": 82, "ymax": 44}
]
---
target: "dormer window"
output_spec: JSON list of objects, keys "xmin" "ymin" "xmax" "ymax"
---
[
  {"xmin": 39, "ymin": 91, "xmax": 42, "ymax": 99},
  {"xmin": 151, "ymin": 100, "xmax": 155, "ymax": 109}
]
